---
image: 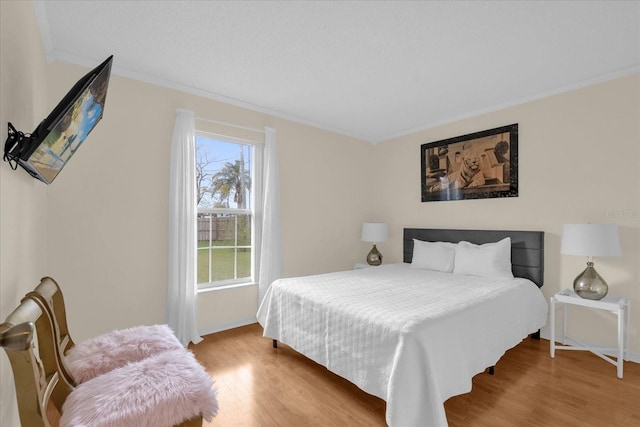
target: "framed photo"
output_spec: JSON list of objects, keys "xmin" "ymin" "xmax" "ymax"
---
[{"xmin": 421, "ymin": 124, "xmax": 518, "ymax": 202}]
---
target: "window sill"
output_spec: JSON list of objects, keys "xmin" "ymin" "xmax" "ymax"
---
[{"xmin": 197, "ymin": 282, "xmax": 257, "ymax": 293}]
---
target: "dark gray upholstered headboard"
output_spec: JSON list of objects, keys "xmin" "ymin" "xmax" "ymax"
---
[{"xmin": 403, "ymin": 228, "xmax": 544, "ymax": 287}]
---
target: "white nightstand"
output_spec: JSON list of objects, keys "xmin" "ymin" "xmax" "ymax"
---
[
  {"xmin": 354, "ymin": 262, "xmax": 377, "ymax": 269},
  {"xmin": 550, "ymin": 288, "xmax": 630, "ymax": 378}
]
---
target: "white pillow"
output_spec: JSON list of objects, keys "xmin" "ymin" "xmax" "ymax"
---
[
  {"xmin": 453, "ymin": 237, "xmax": 514, "ymax": 279},
  {"xmin": 410, "ymin": 239, "xmax": 456, "ymax": 272}
]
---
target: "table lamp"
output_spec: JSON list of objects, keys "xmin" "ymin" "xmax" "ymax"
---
[
  {"xmin": 560, "ymin": 223, "xmax": 622, "ymax": 300},
  {"xmin": 361, "ymin": 222, "xmax": 388, "ymax": 266}
]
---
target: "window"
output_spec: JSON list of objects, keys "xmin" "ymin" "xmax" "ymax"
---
[{"xmin": 196, "ymin": 132, "xmax": 261, "ymax": 290}]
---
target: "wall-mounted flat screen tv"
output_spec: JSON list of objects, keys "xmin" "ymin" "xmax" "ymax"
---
[{"xmin": 3, "ymin": 55, "xmax": 113, "ymax": 184}]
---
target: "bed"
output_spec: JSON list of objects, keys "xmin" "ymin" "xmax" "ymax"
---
[{"xmin": 257, "ymin": 228, "xmax": 547, "ymax": 427}]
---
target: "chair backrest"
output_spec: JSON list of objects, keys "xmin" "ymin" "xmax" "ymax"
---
[
  {"xmin": 1, "ymin": 297, "xmax": 74, "ymax": 427},
  {"xmin": 26, "ymin": 276, "xmax": 78, "ymax": 386},
  {"xmin": 27, "ymin": 276, "xmax": 76, "ymax": 354}
]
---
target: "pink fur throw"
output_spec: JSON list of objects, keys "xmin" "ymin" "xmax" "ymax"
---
[
  {"xmin": 66, "ymin": 324, "xmax": 183, "ymax": 383},
  {"xmin": 60, "ymin": 348, "xmax": 218, "ymax": 427}
]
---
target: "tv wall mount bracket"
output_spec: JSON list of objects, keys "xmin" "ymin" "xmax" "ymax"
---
[{"xmin": 3, "ymin": 122, "xmax": 30, "ymax": 170}]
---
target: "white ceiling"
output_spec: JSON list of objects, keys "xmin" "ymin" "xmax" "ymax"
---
[{"xmin": 34, "ymin": 1, "xmax": 640, "ymax": 143}]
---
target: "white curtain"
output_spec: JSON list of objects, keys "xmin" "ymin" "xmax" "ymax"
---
[
  {"xmin": 166, "ymin": 109, "xmax": 202, "ymax": 346},
  {"xmin": 258, "ymin": 127, "xmax": 283, "ymax": 303}
]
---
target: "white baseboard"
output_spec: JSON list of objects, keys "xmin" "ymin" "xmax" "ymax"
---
[
  {"xmin": 198, "ymin": 316, "xmax": 258, "ymax": 337},
  {"xmin": 539, "ymin": 330, "xmax": 640, "ymax": 364}
]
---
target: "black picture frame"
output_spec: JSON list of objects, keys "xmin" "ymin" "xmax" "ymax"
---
[{"xmin": 421, "ymin": 124, "xmax": 518, "ymax": 202}]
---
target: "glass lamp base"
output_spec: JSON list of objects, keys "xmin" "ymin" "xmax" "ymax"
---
[
  {"xmin": 366, "ymin": 244, "xmax": 383, "ymax": 266},
  {"xmin": 573, "ymin": 262, "xmax": 608, "ymax": 300}
]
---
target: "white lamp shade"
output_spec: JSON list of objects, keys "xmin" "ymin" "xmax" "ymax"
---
[
  {"xmin": 361, "ymin": 222, "xmax": 388, "ymax": 243},
  {"xmin": 561, "ymin": 224, "xmax": 622, "ymax": 257}
]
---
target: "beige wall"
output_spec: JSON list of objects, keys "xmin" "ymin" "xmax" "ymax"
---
[
  {"xmin": 43, "ymin": 61, "xmax": 373, "ymax": 341},
  {"xmin": 0, "ymin": 2, "xmax": 50, "ymax": 425},
  {"xmin": 373, "ymin": 74, "xmax": 640, "ymax": 357}
]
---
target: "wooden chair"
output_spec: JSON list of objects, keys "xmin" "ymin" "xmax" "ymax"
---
[
  {"xmin": 26, "ymin": 276, "xmax": 184, "ymax": 384},
  {"xmin": 2, "ymin": 285, "xmax": 217, "ymax": 427},
  {"xmin": 0, "ymin": 298, "xmax": 74, "ymax": 427}
]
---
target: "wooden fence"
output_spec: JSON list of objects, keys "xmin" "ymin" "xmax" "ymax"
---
[{"xmin": 197, "ymin": 216, "xmax": 234, "ymax": 242}]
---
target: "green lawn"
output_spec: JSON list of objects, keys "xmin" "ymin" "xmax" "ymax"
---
[{"xmin": 197, "ymin": 240, "xmax": 251, "ymax": 283}]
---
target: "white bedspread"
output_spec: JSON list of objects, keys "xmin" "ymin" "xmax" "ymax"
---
[{"xmin": 257, "ymin": 263, "xmax": 548, "ymax": 427}]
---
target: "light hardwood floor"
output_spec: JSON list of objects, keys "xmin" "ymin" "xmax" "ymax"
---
[{"xmin": 191, "ymin": 323, "xmax": 640, "ymax": 427}]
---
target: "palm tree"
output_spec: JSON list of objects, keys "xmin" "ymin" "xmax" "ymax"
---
[{"xmin": 211, "ymin": 160, "xmax": 251, "ymax": 208}]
